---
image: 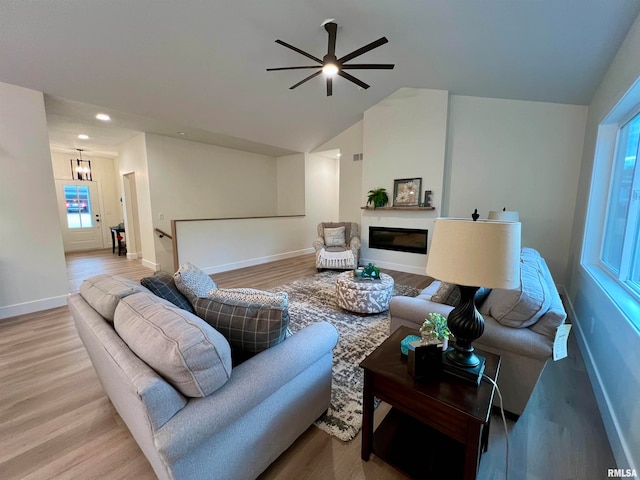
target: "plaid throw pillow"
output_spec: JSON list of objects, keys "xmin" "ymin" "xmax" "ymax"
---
[
  {"xmin": 192, "ymin": 296, "xmax": 289, "ymax": 354},
  {"xmin": 141, "ymin": 271, "xmax": 195, "ymax": 313}
]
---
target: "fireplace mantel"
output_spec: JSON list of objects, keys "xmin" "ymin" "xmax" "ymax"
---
[{"xmin": 361, "ymin": 206, "xmax": 435, "ymax": 211}]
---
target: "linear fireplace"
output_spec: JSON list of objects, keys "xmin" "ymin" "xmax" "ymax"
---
[{"xmin": 369, "ymin": 227, "xmax": 428, "ymax": 254}]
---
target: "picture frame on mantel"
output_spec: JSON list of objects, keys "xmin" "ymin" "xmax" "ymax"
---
[{"xmin": 393, "ymin": 178, "xmax": 422, "ymax": 207}]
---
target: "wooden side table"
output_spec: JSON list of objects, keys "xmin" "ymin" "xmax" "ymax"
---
[
  {"xmin": 109, "ymin": 226, "xmax": 126, "ymax": 256},
  {"xmin": 360, "ymin": 326, "xmax": 500, "ymax": 480}
]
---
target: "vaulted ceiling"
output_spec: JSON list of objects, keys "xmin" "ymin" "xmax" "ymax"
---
[{"xmin": 1, "ymin": 1, "xmax": 639, "ymax": 157}]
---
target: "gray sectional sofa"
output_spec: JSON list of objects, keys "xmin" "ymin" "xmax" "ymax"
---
[
  {"xmin": 389, "ymin": 247, "xmax": 567, "ymax": 417},
  {"xmin": 68, "ymin": 274, "xmax": 338, "ymax": 480}
]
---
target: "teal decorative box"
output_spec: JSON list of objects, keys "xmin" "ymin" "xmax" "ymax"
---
[{"xmin": 400, "ymin": 335, "xmax": 421, "ymax": 356}]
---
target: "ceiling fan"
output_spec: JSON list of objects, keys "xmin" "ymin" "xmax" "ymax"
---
[{"xmin": 267, "ymin": 21, "xmax": 394, "ymax": 96}]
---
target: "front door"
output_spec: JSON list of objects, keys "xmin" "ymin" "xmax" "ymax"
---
[{"xmin": 55, "ymin": 180, "xmax": 104, "ymax": 251}]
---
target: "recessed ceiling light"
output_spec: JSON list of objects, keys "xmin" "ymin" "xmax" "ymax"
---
[
  {"xmin": 178, "ymin": 132, "xmax": 185, "ymax": 135},
  {"xmin": 78, "ymin": 134, "xmax": 89, "ymax": 140},
  {"xmin": 96, "ymin": 113, "xmax": 111, "ymax": 121}
]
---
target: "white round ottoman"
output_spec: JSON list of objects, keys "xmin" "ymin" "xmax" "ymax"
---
[{"xmin": 336, "ymin": 271, "xmax": 395, "ymax": 314}]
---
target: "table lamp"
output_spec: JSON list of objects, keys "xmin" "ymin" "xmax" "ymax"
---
[{"xmin": 426, "ymin": 216, "xmax": 521, "ymax": 384}]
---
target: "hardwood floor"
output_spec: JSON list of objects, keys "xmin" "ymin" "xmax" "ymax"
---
[{"xmin": 0, "ymin": 251, "xmax": 615, "ymax": 479}]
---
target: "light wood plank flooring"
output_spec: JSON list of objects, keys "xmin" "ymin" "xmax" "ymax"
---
[{"xmin": 0, "ymin": 250, "xmax": 615, "ymax": 479}]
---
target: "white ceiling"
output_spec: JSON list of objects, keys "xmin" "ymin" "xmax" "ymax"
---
[{"xmin": 1, "ymin": 1, "xmax": 639, "ymax": 157}]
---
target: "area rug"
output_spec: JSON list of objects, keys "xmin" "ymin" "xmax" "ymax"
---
[{"xmin": 269, "ymin": 271, "xmax": 420, "ymax": 442}]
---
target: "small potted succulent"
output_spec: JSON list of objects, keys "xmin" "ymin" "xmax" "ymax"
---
[
  {"xmin": 360, "ymin": 262, "xmax": 381, "ymax": 280},
  {"xmin": 420, "ymin": 312, "xmax": 450, "ymax": 350}
]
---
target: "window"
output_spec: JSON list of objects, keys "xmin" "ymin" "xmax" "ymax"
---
[
  {"xmin": 601, "ymin": 112, "xmax": 640, "ymax": 297},
  {"xmin": 64, "ymin": 185, "xmax": 93, "ymax": 229}
]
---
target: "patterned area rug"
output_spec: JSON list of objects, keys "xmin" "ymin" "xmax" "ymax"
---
[{"xmin": 270, "ymin": 271, "xmax": 420, "ymax": 442}]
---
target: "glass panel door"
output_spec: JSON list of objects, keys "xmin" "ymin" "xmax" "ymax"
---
[
  {"xmin": 64, "ymin": 184, "xmax": 93, "ymax": 228},
  {"xmin": 55, "ymin": 180, "xmax": 104, "ymax": 251}
]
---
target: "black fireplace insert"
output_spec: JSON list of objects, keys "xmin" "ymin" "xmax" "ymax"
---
[{"xmin": 369, "ymin": 227, "xmax": 428, "ymax": 254}]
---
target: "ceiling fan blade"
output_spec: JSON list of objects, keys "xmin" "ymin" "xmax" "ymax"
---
[
  {"xmin": 341, "ymin": 63, "xmax": 395, "ymax": 70},
  {"xmin": 327, "ymin": 77, "xmax": 333, "ymax": 97},
  {"xmin": 325, "ymin": 22, "xmax": 337, "ymax": 58},
  {"xmin": 338, "ymin": 71, "xmax": 370, "ymax": 90},
  {"xmin": 266, "ymin": 66, "xmax": 323, "ymax": 71},
  {"xmin": 290, "ymin": 70, "xmax": 322, "ymax": 89},
  {"xmin": 275, "ymin": 39, "xmax": 323, "ymax": 64},
  {"xmin": 338, "ymin": 37, "xmax": 388, "ymax": 64}
]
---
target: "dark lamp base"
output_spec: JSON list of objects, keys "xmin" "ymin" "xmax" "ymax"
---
[{"xmin": 441, "ymin": 351, "xmax": 485, "ymax": 386}]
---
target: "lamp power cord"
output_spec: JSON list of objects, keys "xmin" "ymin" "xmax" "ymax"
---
[{"xmin": 482, "ymin": 373, "xmax": 509, "ymax": 480}]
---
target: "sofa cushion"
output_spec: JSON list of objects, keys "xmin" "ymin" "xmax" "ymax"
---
[
  {"xmin": 193, "ymin": 296, "xmax": 289, "ymax": 354},
  {"xmin": 80, "ymin": 274, "xmax": 149, "ymax": 322},
  {"xmin": 174, "ymin": 262, "xmax": 217, "ymax": 302},
  {"xmin": 479, "ymin": 250, "xmax": 552, "ymax": 328},
  {"xmin": 324, "ymin": 226, "xmax": 346, "ymax": 247},
  {"xmin": 207, "ymin": 287, "xmax": 288, "ymax": 308},
  {"xmin": 114, "ymin": 292, "xmax": 232, "ymax": 397},
  {"xmin": 141, "ymin": 271, "xmax": 195, "ymax": 313}
]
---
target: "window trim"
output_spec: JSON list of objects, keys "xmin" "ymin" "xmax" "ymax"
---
[{"xmin": 582, "ymin": 76, "xmax": 640, "ymax": 331}]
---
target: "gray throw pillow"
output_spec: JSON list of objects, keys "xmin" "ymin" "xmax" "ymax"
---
[
  {"xmin": 207, "ymin": 287, "xmax": 288, "ymax": 308},
  {"xmin": 431, "ymin": 282, "xmax": 491, "ymax": 308},
  {"xmin": 324, "ymin": 226, "xmax": 346, "ymax": 247},
  {"xmin": 174, "ymin": 262, "xmax": 217, "ymax": 302}
]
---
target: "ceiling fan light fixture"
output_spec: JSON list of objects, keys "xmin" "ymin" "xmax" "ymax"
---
[
  {"xmin": 267, "ymin": 21, "xmax": 394, "ymax": 96},
  {"xmin": 322, "ymin": 63, "xmax": 339, "ymax": 76}
]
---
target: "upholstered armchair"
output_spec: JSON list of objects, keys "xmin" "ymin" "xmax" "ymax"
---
[{"xmin": 313, "ymin": 222, "xmax": 360, "ymax": 270}]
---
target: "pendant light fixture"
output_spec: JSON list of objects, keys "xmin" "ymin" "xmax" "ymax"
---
[{"xmin": 70, "ymin": 149, "xmax": 92, "ymax": 181}]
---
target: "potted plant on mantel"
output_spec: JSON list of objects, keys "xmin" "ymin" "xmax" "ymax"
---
[{"xmin": 366, "ymin": 187, "xmax": 389, "ymax": 208}]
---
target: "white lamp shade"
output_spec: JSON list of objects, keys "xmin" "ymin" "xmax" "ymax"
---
[
  {"xmin": 488, "ymin": 210, "xmax": 520, "ymax": 222},
  {"xmin": 426, "ymin": 218, "xmax": 521, "ymax": 289}
]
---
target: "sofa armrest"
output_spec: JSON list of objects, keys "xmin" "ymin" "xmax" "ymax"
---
[
  {"xmin": 349, "ymin": 236, "xmax": 361, "ymax": 256},
  {"xmin": 312, "ymin": 236, "xmax": 325, "ymax": 253},
  {"xmin": 390, "ymin": 295, "xmax": 454, "ymax": 326},
  {"xmin": 155, "ymin": 321, "xmax": 338, "ymax": 462}
]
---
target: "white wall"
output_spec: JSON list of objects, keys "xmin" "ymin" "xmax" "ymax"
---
[
  {"xmin": 361, "ymin": 88, "xmax": 449, "ymax": 274},
  {"xmin": 118, "ymin": 133, "xmax": 157, "ymax": 270},
  {"xmin": 143, "ymin": 134, "xmax": 310, "ymax": 271},
  {"xmin": 277, "ymin": 153, "xmax": 305, "ymax": 215},
  {"xmin": 566, "ymin": 12, "xmax": 640, "ymax": 471},
  {"xmin": 146, "ymin": 134, "xmax": 279, "ymax": 222},
  {"xmin": 175, "ymin": 152, "xmax": 338, "ymax": 273},
  {"xmin": 0, "ymin": 82, "xmax": 68, "ymax": 319},
  {"xmin": 50, "ymin": 150, "xmax": 123, "ymax": 248},
  {"xmin": 446, "ymin": 96, "xmax": 588, "ymax": 284},
  {"xmin": 314, "ymin": 120, "xmax": 364, "ymax": 225}
]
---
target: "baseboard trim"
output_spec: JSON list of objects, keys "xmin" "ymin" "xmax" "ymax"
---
[
  {"xmin": 0, "ymin": 294, "xmax": 68, "ymax": 320},
  {"xmin": 359, "ymin": 257, "xmax": 429, "ymax": 276},
  {"xmin": 142, "ymin": 258, "xmax": 161, "ymax": 271},
  {"xmin": 203, "ymin": 248, "xmax": 314, "ymax": 275},
  {"xmin": 126, "ymin": 252, "xmax": 139, "ymax": 260},
  {"xmin": 563, "ymin": 288, "xmax": 637, "ymax": 472}
]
